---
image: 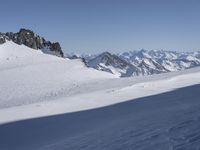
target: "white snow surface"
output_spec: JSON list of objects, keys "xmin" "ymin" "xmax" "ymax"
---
[{"xmin": 1, "ymin": 41, "xmax": 200, "ymax": 124}]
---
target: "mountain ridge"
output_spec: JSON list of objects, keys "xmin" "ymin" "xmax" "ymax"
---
[
  {"xmin": 0, "ymin": 28, "xmax": 64, "ymax": 57},
  {"xmin": 79, "ymin": 50, "xmax": 200, "ymax": 77},
  {"xmin": 1, "ymin": 28, "xmax": 200, "ymax": 77}
]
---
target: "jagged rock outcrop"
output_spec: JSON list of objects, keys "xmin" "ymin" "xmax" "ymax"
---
[
  {"xmin": 0, "ymin": 29, "xmax": 64, "ymax": 57},
  {"xmin": 0, "ymin": 33, "xmax": 7, "ymax": 44}
]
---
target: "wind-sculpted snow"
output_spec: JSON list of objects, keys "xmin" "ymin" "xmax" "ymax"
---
[{"xmin": 0, "ymin": 85, "xmax": 200, "ymax": 150}]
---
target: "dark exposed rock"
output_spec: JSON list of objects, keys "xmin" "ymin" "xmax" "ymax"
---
[
  {"xmin": 0, "ymin": 36, "xmax": 6, "ymax": 44},
  {"xmin": 0, "ymin": 29, "xmax": 64, "ymax": 57},
  {"xmin": 50, "ymin": 42, "xmax": 64, "ymax": 57},
  {"xmin": 0, "ymin": 33, "xmax": 8, "ymax": 44}
]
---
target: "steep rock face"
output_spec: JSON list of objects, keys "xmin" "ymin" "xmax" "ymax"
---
[
  {"xmin": 0, "ymin": 29, "xmax": 64, "ymax": 57},
  {"xmin": 0, "ymin": 33, "xmax": 7, "ymax": 44}
]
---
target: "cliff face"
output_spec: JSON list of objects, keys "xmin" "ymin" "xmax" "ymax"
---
[{"xmin": 0, "ymin": 29, "xmax": 64, "ymax": 57}]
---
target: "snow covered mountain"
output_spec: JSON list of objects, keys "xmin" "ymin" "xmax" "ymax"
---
[
  {"xmin": 0, "ymin": 41, "xmax": 114, "ymax": 110},
  {"xmin": 119, "ymin": 49, "xmax": 200, "ymax": 71},
  {"xmin": 1, "ymin": 36, "xmax": 200, "ymax": 150},
  {"xmin": 82, "ymin": 49, "xmax": 200, "ymax": 77},
  {"xmin": 1, "ymin": 40, "xmax": 200, "ymax": 125},
  {"xmin": 3, "ymin": 28, "xmax": 198, "ymax": 78},
  {"xmin": 87, "ymin": 52, "xmax": 141, "ymax": 77},
  {"xmin": 137, "ymin": 57, "xmax": 169, "ymax": 75}
]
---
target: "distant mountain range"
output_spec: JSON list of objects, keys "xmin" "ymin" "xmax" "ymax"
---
[
  {"xmin": 70, "ymin": 49, "xmax": 200, "ymax": 77},
  {"xmin": 1, "ymin": 28, "xmax": 200, "ymax": 77}
]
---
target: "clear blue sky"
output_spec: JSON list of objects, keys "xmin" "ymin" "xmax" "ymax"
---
[{"xmin": 1, "ymin": 0, "xmax": 200, "ymax": 53}]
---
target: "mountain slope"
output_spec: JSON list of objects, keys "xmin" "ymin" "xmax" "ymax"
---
[
  {"xmin": 1, "ymin": 35, "xmax": 200, "ymax": 125},
  {"xmin": 119, "ymin": 49, "xmax": 200, "ymax": 72},
  {"xmin": 82, "ymin": 50, "xmax": 200, "ymax": 77},
  {"xmin": 0, "ymin": 41, "xmax": 200, "ymax": 124},
  {"xmin": 0, "ymin": 41, "xmax": 114, "ymax": 109},
  {"xmin": 1, "ymin": 85, "xmax": 200, "ymax": 150},
  {"xmin": 87, "ymin": 52, "xmax": 141, "ymax": 77}
]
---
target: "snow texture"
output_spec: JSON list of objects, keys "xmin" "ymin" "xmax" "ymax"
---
[
  {"xmin": 0, "ymin": 85, "xmax": 200, "ymax": 150},
  {"xmin": 0, "ymin": 42, "xmax": 200, "ymax": 125},
  {"xmin": 1, "ymin": 41, "xmax": 200, "ymax": 150}
]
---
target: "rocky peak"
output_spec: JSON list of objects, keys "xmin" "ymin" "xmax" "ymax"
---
[
  {"xmin": 0, "ymin": 28, "xmax": 64, "ymax": 57},
  {"xmin": 87, "ymin": 51, "xmax": 141, "ymax": 77},
  {"xmin": 0, "ymin": 33, "xmax": 7, "ymax": 44}
]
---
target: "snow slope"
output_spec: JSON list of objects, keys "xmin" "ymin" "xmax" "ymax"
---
[
  {"xmin": 87, "ymin": 52, "xmax": 141, "ymax": 77},
  {"xmin": 0, "ymin": 42, "xmax": 114, "ymax": 115},
  {"xmin": 1, "ymin": 42, "xmax": 200, "ymax": 124},
  {"xmin": 1, "ymin": 85, "xmax": 200, "ymax": 150}
]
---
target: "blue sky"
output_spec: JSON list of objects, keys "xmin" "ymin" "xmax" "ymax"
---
[{"xmin": 1, "ymin": 0, "xmax": 200, "ymax": 53}]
